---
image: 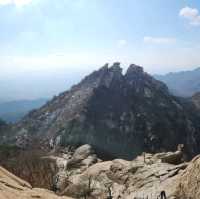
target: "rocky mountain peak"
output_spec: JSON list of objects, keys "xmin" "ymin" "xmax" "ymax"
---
[
  {"xmin": 125, "ymin": 64, "xmax": 147, "ymax": 83},
  {"xmin": 107, "ymin": 62, "xmax": 123, "ymax": 82},
  {"xmin": 9, "ymin": 63, "xmax": 200, "ymax": 160},
  {"xmin": 80, "ymin": 62, "xmax": 123, "ymax": 89},
  {"xmin": 126, "ymin": 64, "xmax": 144, "ymax": 75},
  {"xmin": 82, "ymin": 63, "xmax": 148, "ymax": 89},
  {"xmin": 109, "ymin": 62, "xmax": 122, "ymax": 72}
]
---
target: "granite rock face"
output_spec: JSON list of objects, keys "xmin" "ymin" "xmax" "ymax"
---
[
  {"xmin": 176, "ymin": 155, "xmax": 200, "ymax": 199},
  {"xmin": 11, "ymin": 63, "xmax": 200, "ymax": 159},
  {"xmin": 2, "ymin": 143, "xmax": 200, "ymax": 199},
  {"xmin": 49, "ymin": 146, "xmax": 187, "ymax": 199}
]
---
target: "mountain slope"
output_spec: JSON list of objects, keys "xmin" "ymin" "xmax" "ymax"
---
[
  {"xmin": 0, "ymin": 99, "xmax": 48, "ymax": 123},
  {"xmin": 12, "ymin": 63, "xmax": 200, "ymax": 159},
  {"xmin": 192, "ymin": 92, "xmax": 200, "ymax": 110},
  {"xmin": 155, "ymin": 67, "xmax": 200, "ymax": 97}
]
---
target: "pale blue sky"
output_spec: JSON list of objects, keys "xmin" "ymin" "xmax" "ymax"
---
[{"xmin": 0, "ymin": 0, "xmax": 200, "ymax": 100}]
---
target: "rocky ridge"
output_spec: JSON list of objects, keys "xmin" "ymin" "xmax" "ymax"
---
[
  {"xmin": 39, "ymin": 144, "xmax": 195, "ymax": 199},
  {"xmin": 10, "ymin": 63, "xmax": 200, "ymax": 159},
  {"xmin": 1, "ymin": 144, "xmax": 200, "ymax": 199}
]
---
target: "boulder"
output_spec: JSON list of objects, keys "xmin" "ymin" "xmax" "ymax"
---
[
  {"xmin": 153, "ymin": 151, "xmax": 183, "ymax": 165},
  {"xmin": 45, "ymin": 145, "xmax": 98, "ymax": 193},
  {"xmin": 67, "ymin": 144, "xmax": 97, "ymax": 168},
  {"xmin": 72, "ymin": 144, "xmax": 94, "ymax": 161}
]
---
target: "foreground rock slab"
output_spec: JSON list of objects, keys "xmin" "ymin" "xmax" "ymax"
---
[
  {"xmin": 0, "ymin": 166, "xmax": 73, "ymax": 199},
  {"xmin": 176, "ymin": 155, "xmax": 200, "ymax": 199}
]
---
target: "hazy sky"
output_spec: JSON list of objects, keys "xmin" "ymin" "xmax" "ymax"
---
[{"xmin": 0, "ymin": 0, "xmax": 200, "ymax": 100}]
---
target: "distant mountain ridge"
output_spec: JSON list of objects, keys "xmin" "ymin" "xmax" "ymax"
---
[
  {"xmin": 9, "ymin": 63, "xmax": 200, "ymax": 159},
  {"xmin": 155, "ymin": 67, "xmax": 200, "ymax": 97},
  {"xmin": 0, "ymin": 99, "xmax": 48, "ymax": 123}
]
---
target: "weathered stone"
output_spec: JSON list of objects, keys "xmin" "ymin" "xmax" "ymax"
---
[
  {"xmin": 153, "ymin": 151, "xmax": 183, "ymax": 165},
  {"xmin": 72, "ymin": 144, "xmax": 94, "ymax": 161},
  {"xmin": 175, "ymin": 155, "xmax": 200, "ymax": 199},
  {"xmin": 54, "ymin": 149, "xmax": 189, "ymax": 198}
]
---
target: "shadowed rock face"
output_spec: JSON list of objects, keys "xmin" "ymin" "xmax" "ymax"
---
[{"xmin": 11, "ymin": 63, "xmax": 200, "ymax": 159}]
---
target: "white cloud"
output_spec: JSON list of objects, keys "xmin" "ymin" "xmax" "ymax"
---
[
  {"xmin": 0, "ymin": 0, "xmax": 11, "ymax": 5},
  {"xmin": 117, "ymin": 39, "xmax": 127, "ymax": 47},
  {"xmin": 143, "ymin": 36, "xmax": 176, "ymax": 44},
  {"xmin": 0, "ymin": 0, "xmax": 33, "ymax": 7},
  {"xmin": 179, "ymin": 6, "xmax": 200, "ymax": 26}
]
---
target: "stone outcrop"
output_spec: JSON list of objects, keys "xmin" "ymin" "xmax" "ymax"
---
[
  {"xmin": 40, "ymin": 145, "xmax": 187, "ymax": 198},
  {"xmin": 45, "ymin": 145, "xmax": 99, "ymax": 193},
  {"xmin": 0, "ymin": 166, "xmax": 73, "ymax": 199},
  {"xmin": 55, "ymin": 148, "xmax": 188, "ymax": 199},
  {"xmin": 10, "ymin": 63, "xmax": 200, "ymax": 159},
  {"xmin": 175, "ymin": 155, "xmax": 200, "ymax": 199},
  {"xmin": 153, "ymin": 150, "xmax": 183, "ymax": 165},
  {"xmin": 2, "ymin": 144, "xmax": 200, "ymax": 199}
]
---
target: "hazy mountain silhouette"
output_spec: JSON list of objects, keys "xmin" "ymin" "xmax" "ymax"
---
[
  {"xmin": 0, "ymin": 99, "xmax": 48, "ymax": 123},
  {"xmin": 155, "ymin": 67, "xmax": 200, "ymax": 97}
]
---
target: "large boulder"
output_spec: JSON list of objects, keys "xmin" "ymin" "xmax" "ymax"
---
[
  {"xmin": 72, "ymin": 144, "xmax": 94, "ymax": 161},
  {"xmin": 67, "ymin": 144, "xmax": 98, "ymax": 168}
]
